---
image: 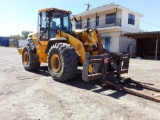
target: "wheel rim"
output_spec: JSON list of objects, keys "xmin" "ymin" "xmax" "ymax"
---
[
  {"xmin": 24, "ymin": 51, "xmax": 29, "ymax": 64},
  {"xmin": 51, "ymin": 54, "xmax": 61, "ymax": 73}
]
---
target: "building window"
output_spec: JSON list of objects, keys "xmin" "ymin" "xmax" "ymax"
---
[
  {"xmin": 96, "ymin": 16, "xmax": 99, "ymax": 26},
  {"xmin": 128, "ymin": 14, "xmax": 135, "ymax": 25},
  {"xmin": 87, "ymin": 18, "xmax": 90, "ymax": 27},
  {"xmin": 106, "ymin": 13, "xmax": 116, "ymax": 24}
]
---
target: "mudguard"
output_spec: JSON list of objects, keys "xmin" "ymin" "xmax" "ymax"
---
[{"xmin": 45, "ymin": 37, "xmax": 67, "ymax": 53}]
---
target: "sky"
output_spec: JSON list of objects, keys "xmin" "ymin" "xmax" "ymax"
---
[{"xmin": 0, "ymin": 0, "xmax": 160, "ymax": 36}]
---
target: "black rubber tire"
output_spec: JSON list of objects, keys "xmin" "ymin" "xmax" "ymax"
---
[
  {"xmin": 48, "ymin": 43, "xmax": 78, "ymax": 82},
  {"xmin": 22, "ymin": 46, "xmax": 40, "ymax": 71}
]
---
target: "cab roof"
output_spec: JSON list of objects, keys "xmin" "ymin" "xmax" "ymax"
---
[{"xmin": 38, "ymin": 7, "xmax": 71, "ymax": 13}]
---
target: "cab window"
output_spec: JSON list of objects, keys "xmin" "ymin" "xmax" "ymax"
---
[{"xmin": 41, "ymin": 12, "xmax": 46, "ymax": 28}]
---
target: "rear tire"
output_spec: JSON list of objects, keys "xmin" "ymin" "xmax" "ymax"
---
[
  {"xmin": 48, "ymin": 43, "xmax": 78, "ymax": 82},
  {"xmin": 22, "ymin": 46, "xmax": 40, "ymax": 71}
]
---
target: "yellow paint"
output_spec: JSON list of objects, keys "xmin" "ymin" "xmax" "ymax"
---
[
  {"xmin": 26, "ymin": 33, "xmax": 48, "ymax": 63},
  {"xmin": 18, "ymin": 48, "xmax": 23, "ymax": 54},
  {"xmin": 18, "ymin": 28, "xmax": 103, "ymax": 74},
  {"xmin": 18, "ymin": 7, "xmax": 104, "ymax": 74},
  {"xmin": 38, "ymin": 8, "xmax": 50, "ymax": 13},
  {"xmin": 56, "ymin": 31, "xmax": 104, "ymax": 73},
  {"xmin": 17, "ymin": 36, "xmax": 48, "ymax": 63},
  {"xmin": 56, "ymin": 31, "xmax": 86, "ymax": 65},
  {"xmin": 15, "ymin": 4, "xmax": 109, "ymax": 77},
  {"xmin": 32, "ymin": 38, "xmax": 40, "ymax": 46},
  {"xmin": 23, "ymin": 51, "xmax": 29, "ymax": 64},
  {"xmin": 38, "ymin": 41, "xmax": 48, "ymax": 46},
  {"xmin": 51, "ymin": 54, "xmax": 61, "ymax": 73},
  {"xmin": 36, "ymin": 45, "xmax": 48, "ymax": 63}
]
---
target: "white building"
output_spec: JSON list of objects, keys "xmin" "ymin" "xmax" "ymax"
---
[
  {"xmin": 72, "ymin": 3, "xmax": 143, "ymax": 53},
  {"xmin": 18, "ymin": 40, "xmax": 28, "ymax": 47}
]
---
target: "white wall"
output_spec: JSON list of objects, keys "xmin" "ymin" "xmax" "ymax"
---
[
  {"xmin": 119, "ymin": 36, "xmax": 132, "ymax": 53},
  {"xmin": 71, "ymin": 20, "xmax": 76, "ymax": 30},
  {"xmin": 73, "ymin": 9, "xmax": 123, "ymax": 30},
  {"xmin": 74, "ymin": 8, "xmax": 141, "ymax": 33},
  {"xmin": 79, "ymin": 9, "xmax": 122, "ymax": 22},
  {"xmin": 121, "ymin": 10, "xmax": 140, "ymax": 33},
  {"xmin": 101, "ymin": 31, "xmax": 121, "ymax": 53},
  {"xmin": 18, "ymin": 40, "xmax": 28, "ymax": 47},
  {"xmin": 119, "ymin": 36, "xmax": 136, "ymax": 54}
]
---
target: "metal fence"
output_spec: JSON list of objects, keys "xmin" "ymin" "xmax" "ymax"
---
[{"xmin": 75, "ymin": 18, "xmax": 121, "ymax": 29}]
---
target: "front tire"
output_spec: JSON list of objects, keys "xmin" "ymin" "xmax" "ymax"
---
[
  {"xmin": 48, "ymin": 43, "xmax": 78, "ymax": 82},
  {"xmin": 22, "ymin": 46, "xmax": 40, "ymax": 71}
]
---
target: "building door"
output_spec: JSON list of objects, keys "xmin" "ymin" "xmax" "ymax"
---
[{"xmin": 105, "ymin": 37, "xmax": 111, "ymax": 51}]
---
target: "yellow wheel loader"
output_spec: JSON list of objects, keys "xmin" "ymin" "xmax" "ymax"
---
[{"xmin": 18, "ymin": 7, "xmax": 130, "ymax": 82}]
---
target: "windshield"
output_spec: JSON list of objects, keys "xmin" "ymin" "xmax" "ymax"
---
[{"xmin": 50, "ymin": 12, "xmax": 72, "ymax": 32}]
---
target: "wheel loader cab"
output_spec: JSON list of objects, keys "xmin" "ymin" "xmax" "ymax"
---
[{"xmin": 38, "ymin": 8, "xmax": 72, "ymax": 40}]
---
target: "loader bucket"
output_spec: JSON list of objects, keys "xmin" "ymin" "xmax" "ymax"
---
[{"xmin": 82, "ymin": 52, "xmax": 130, "ymax": 82}]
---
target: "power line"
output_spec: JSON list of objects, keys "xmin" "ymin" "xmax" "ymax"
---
[{"xmin": 141, "ymin": 20, "xmax": 160, "ymax": 28}]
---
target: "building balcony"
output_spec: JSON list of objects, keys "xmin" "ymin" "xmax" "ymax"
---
[{"xmin": 75, "ymin": 18, "xmax": 121, "ymax": 29}]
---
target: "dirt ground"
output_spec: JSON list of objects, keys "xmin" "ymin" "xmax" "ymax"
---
[{"xmin": 0, "ymin": 47, "xmax": 160, "ymax": 120}]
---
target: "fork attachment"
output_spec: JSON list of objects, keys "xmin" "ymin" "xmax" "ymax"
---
[{"xmin": 82, "ymin": 52, "xmax": 130, "ymax": 82}]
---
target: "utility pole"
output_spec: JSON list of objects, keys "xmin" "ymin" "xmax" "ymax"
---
[{"xmin": 85, "ymin": 3, "xmax": 92, "ymax": 11}]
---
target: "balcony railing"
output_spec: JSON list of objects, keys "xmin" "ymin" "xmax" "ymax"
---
[{"xmin": 75, "ymin": 18, "xmax": 121, "ymax": 29}]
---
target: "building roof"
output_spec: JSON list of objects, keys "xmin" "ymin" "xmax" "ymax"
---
[
  {"xmin": 124, "ymin": 31, "xmax": 160, "ymax": 39},
  {"xmin": 76, "ymin": 3, "xmax": 143, "ymax": 17}
]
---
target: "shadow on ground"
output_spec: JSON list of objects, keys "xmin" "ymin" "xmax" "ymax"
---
[
  {"xmin": 63, "ymin": 69, "xmax": 127, "ymax": 99},
  {"xmin": 31, "ymin": 66, "xmax": 154, "ymax": 100},
  {"xmin": 31, "ymin": 66, "xmax": 50, "ymax": 77}
]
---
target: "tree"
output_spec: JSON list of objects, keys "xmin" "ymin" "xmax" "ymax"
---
[
  {"xmin": 9, "ymin": 35, "xmax": 21, "ymax": 47},
  {"xmin": 10, "ymin": 34, "xmax": 21, "ymax": 40},
  {"xmin": 21, "ymin": 31, "xmax": 33, "ymax": 39}
]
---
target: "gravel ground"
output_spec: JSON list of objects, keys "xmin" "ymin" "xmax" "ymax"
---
[{"xmin": 0, "ymin": 47, "xmax": 160, "ymax": 120}]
